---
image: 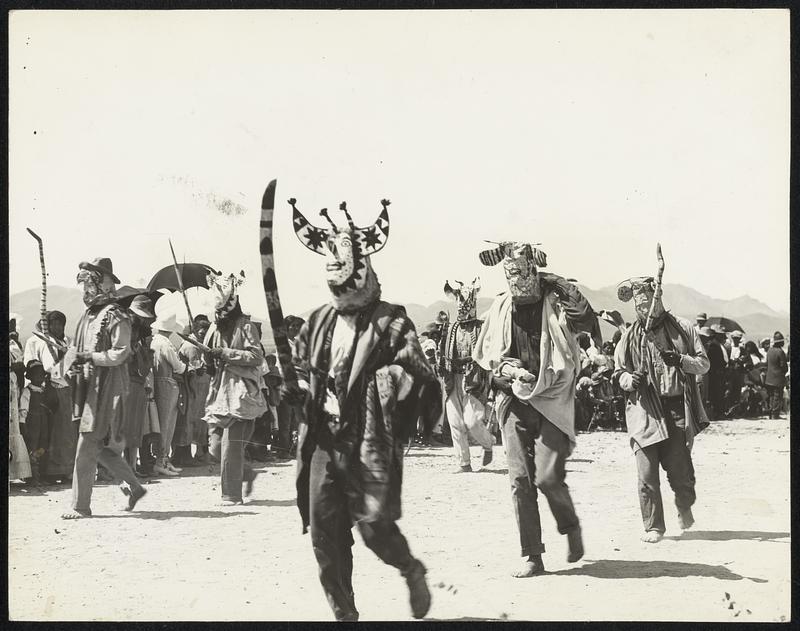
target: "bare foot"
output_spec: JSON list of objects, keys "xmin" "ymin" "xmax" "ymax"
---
[
  {"xmin": 511, "ymin": 558, "xmax": 545, "ymax": 578},
  {"xmin": 61, "ymin": 509, "xmax": 91, "ymax": 520},
  {"xmin": 677, "ymin": 508, "xmax": 694, "ymax": 530},
  {"xmin": 640, "ymin": 530, "xmax": 663, "ymax": 543}
]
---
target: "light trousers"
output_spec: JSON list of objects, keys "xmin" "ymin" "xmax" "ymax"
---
[
  {"xmin": 153, "ymin": 378, "xmax": 179, "ymax": 461},
  {"xmin": 446, "ymin": 373, "xmax": 493, "ymax": 466},
  {"xmin": 71, "ymin": 431, "xmax": 142, "ymax": 513}
]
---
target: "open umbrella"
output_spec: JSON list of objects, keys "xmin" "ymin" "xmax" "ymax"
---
[
  {"xmin": 704, "ymin": 316, "xmax": 745, "ymax": 334},
  {"xmin": 146, "ymin": 263, "xmax": 218, "ymax": 292}
]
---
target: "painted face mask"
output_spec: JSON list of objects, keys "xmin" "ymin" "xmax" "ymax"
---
[
  {"xmin": 76, "ymin": 268, "xmax": 110, "ymax": 307},
  {"xmin": 479, "ymin": 241, "xmax": 548, "ymax": 303},
  {"xmin": 206, "ymin": 270, "xmax": 246, "ymax": 320},
  {"xmin": 291, "ymin": 198, "xmax": 390, "ymax": 313},
  {"xmin": 617, "ymin": 276, "xmax": 664, "ymax": 323},
  {"xmin": 443, "ymin": 277, "xmax": 481, "ymax": 321}
]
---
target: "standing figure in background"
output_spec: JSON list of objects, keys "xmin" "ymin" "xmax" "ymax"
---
[
  {"xmin": 23, "ymin": 310, "xmax": 78, "ymax": 484},
  {"xmin": 439, "ymin": 277, "xmax": 494, "ymax": 472},
  {"xmin": 9, "ymin": 349, "xmax": 32, "ymax": 483},
  {"xmin": 203, "ymin": 271, "xmax": 267, "ymax": 506},
  {"xmin": 62, "ymin": 257, "xmax": 147, "ymax": 519},
  {"xmin": 19, "ymin": 360, "xmax": 59, "ymax": 484},
  {"xmin": 473, "ymin": 242, "xmax": 597, "ymax": 577},
  {"xmin": 290, "ymin": 197, "xmax": 440, "ymax": 620},
  {"xmin": 613, "ymin": 276, "xmax": 709, "ymax": 544},
  {"xmin": 150, "ymin": 313, "xmax": 187, "ymax": 477},
  {"xmin": 121, "ymin": 296, "xmax": 156, "ymax": 474},
  {"xmin": 765, "ymin": 331, "xmax": 788, "ymax": 420},
  {"xmin": 725, "ymin": 330, "xmax": 747, "ymax": 416},
  {"xmin": 178, "ymin": 314, "xmax": 213, "ymax": 464},
  {"xmin": 704, "ymin": 326, "xmax": 727, "ymax": 420}
]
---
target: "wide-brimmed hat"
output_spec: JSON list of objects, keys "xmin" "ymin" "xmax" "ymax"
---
[
  {"xmin": 760, "ymin": 337, "xmax": 771, "ymax": 346},
  {"xmin": 696, "ymin": 312, "xmax": 707, "ymax": 320},
  {"xmin": 78, "ymin": 257, "xmax": 121, "ymax": 284},
  {"xmin": 710, "ymin": 324, "xmax": 726, "ymax": 335},
  {"xmin": 151, "ymin": 313, "xmax": 179, "ymax": 332},
  {"xmin": 699, "ymin": 326, "xmax": 714, "ymax": 339},
  {"xmin": 129, "ymin": 295, "xmax": 155, "ymax": 319},
  {"xmin": 773, "ymin": 331, "xmax": 785, "ymax": 343},
  {"xmin": 730, "ymin": 330, "xmax": 743, "ymax": 339}
]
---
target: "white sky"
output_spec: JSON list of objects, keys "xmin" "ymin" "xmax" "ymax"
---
[{"xmin": 9, "ymin": 9, "xmax": 790, "ymax": 321}]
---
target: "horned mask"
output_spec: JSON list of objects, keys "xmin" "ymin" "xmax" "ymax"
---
[
  {"xmin": 207, "ymin": 270, "xmax": 246, "ymax": 319},
  {"xmin": 443, "ymin": 277, "xmax": 481, "ymax": 321},
  {"xmin": 617, "ymin": 276, "xmax": 664, "ymax": 323},
  {"xmin": 479, "ymin": 241, "xmax": 547, "ymax": 302},
  {"xmin": 290, "ymin": 197, "xmax": 389, "ymax": 312}
]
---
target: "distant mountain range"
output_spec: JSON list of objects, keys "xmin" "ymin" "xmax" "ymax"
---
[{"xmin": 10, "ymin": 283, "xmax": 789, "ymax": 352}]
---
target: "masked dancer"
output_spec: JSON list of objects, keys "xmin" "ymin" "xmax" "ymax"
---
[
  {"xmin": 473, "ymin": 242, "xmax": 598, "ymax": 577},
  {"xmin": 289, "ymin": 198, "xmax": 441, "ymax": 620}
]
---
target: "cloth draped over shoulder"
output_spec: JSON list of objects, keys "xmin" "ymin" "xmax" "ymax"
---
[
  {"xmin": 73, "ymin": 302, "xmax": 132, "ymax": 440},
  {"xmin": 613, "ymin": 313, "xmax": 709, "ymax": 453},
  {"xmin": 472, "ymin": 289, "xmax": 583, "ymax": 447},
  {"xmin": 293, "ymin": 301, "xmax": 441, "ymax": 534},
  {"xmin": 203, "ymin": 315, "xmax": 267, "ymax": 426}
]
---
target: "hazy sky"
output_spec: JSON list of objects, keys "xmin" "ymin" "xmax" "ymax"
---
[{"xmin": 9, "ymin": 9, "xmax": 790, "ymax": 324}]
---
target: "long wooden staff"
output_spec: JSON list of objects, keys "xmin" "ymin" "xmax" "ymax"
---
[
  {"xmin": 639, "ymin": 243, "xmax": 665, "ymax": 370},
  {"xmin": 26, "ymin": 228, "xmax": 49, "ymax": 336},
  {"xmin": 168, "ymin": 238, "xmax": 196, "ymax": 336},
  {"xmin": 259, "ymin": 179, "xmax": 299, "ymax": 391}
]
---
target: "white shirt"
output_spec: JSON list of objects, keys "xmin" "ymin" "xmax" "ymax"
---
[{"xmin": 23, "ymin": 334, "xmax": 76, "ymax": 388}]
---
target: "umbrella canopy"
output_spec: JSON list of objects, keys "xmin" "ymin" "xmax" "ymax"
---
[
  {"xmin": 704, "ymin": 316, "xmax": 745, "ymax": 334},
  {"xmin": 115, "ymin": 285, "xmax": 163, "ymax": 308},
  {"xmin": 147, "ymin": 263, "xmax": 218, "ymax": 293}
]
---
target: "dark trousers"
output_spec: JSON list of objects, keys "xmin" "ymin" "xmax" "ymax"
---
[
  {"xmin": 139, "ymin": 433, "xmax": 158, "ymax": 471},
  {"xmin": 766, "ymin": 385, "xmax": 784, "ymax": 418},
  {"xmin": 309, "ymin": 444, "xmax": 415, "ymax": 621},
  {"xmin": 276, "ymin": 400, "xmax": 301, "ymax": 453},
  {"xmin": 208, "ymin": 419, "xmax": 255, "ymax": 502},
  {"xmin": 634, "ymin": 416, "xmax": 695, "ymax": 533},
  {"xmin": 502, "ymin": 400, "xmax": 580, "ymax": 557}
]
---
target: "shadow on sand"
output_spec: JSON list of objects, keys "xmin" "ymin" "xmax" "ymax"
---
[
  {"xmin": 665, "ymin": 530, "xmax": 790, "ymax": 543},
  {"xmin": 553, "ymin": 559, "xmax": 767, "ymax": 583},
  {"xmin": 245, "ymin": 498, "xmax": 296, "ymax": 507},
  {"xmin": 90, "ymin": 510, "xmax": 259, "ymax": 520}
]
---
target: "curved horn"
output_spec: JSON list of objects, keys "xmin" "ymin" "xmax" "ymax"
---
[
  {"xmin": 354, "ymin": 198, "xmax": 391, "ymax": 257},
  {"xmin": 288, "ymin": 198, "xmax": 329, "ymax": 255}
]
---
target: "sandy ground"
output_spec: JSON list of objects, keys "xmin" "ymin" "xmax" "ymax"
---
[{"xmin": 7, "ymin": 417, "xmax": 790, "ymax": 622}]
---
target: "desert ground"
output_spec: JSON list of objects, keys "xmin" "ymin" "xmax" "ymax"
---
[{"xmin": 8, "ymin": 417, "xmax": 790, "ymax": 622}]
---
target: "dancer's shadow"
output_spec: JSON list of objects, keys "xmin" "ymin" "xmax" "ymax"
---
[
  {"xmin": 92, "ymin": 510, "xmax": 258, "ymax": 520},
  {"xmin": 554, "ymin": 559, "xmax": 767, "ymax": 582},
  {"xmin": 665, "ymin": 530, "xmax": 790, "ymax": 543},
  {"xmin": 476, "ymin": 468, "xmax": 509, "ymax": 475},
  {"xmin": 246, "ymin": 498, "xmax": 296, "ymax": 507},
  {"xmin": 566, "ymin": 458, "xmax": 595, "ymax": 463}
]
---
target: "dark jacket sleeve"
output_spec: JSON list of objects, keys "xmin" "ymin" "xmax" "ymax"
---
[{"xmin": 539, "ymin": 272, "xmax": 600, "ymax": 340}]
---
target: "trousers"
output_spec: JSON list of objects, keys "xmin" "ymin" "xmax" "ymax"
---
[
  {"xmin": 502, "ymin": 399, "xmax": 580, "ymax": 556},
  {"xmin": 445, "ymin": 373, "xmax": 493, "ymax": 466},
  {"xmin": 309, "ymin": 444, "xmax": 415, "ymax": 621},
  {"xmin": 634, "ymin": 415, "xmax": 696, "ymax": 533},
  {"xmin": 208, "ymin": 418, "xmax": 255, "ymax": 502},
  {"xmin": 154, "ymin": 378, "xmax": 179, "ymax": 461},
  {"xmin": 766, "ymin": 385, "xmax": 784, "ymax": 418},
  {"xmin": 71, "ymin": 429, "xmax": 142, "ymax": 513}
]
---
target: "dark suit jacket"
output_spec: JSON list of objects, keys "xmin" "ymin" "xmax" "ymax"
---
[{"xmin": 765, "ymin": 347, "xmax": 788, "ymax": 387}]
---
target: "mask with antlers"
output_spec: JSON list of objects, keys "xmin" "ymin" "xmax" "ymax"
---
[
  {"xmin": 443, "ymin": 277, "xmax": 481, "ymax": 321},
  {"xmin": 479, "ymin": 241, "xmax": 547, "ymax": 302},
  {"xmin": 290, "ymin": 198, "xmax": 389, "ymax": 312}
]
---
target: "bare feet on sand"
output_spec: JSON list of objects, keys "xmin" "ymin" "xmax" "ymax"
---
[
  {"xmin": 677, "ymin": 507, "xmax": 695, "ymax": 530},
  {"xmin": 60, "ymin": 509, "xmax": 91, "ymax": 520},
  {"xmin": 512, "ymin": 556, "xmax": 545, "ymax": 578},
  {"xmin": 641, "ymin": 530, "xmax": 663, "ymax": 543}
]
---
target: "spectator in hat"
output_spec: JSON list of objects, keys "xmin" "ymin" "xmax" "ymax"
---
[
  {"xmin": 704, "ymin": 326, "xmax": 727, "ymax": 420},
  {"xmin": 725, "ymin": 330, "xmax": 747, "ymax": 415},
  {"xmin": 694, "ymin": 313, "xmax": 707, "ymax": 336},
  {"xmin": 121, "ymin": 295, "xmax": 156, "ymax": 475},
  {"xmin": 150, "ymin": 312, "xmax": 187, "ymax": 476},
  {"xmin": 765, "ymin": 332, "xmax": 788, "ymax": 419}
]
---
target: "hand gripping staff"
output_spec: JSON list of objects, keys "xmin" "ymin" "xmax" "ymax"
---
[
  {"xmin": 259, "ymin": 179, "xmax": 299, "ymax": 393},
  {"xmin": 639, "ymin": 243, "xmax": 665, "ymax": 372}
]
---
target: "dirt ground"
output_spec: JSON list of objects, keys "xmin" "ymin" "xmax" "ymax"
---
[{"xmin": 7, "ymin": 417, "xmax": 790, "ymax": 622}]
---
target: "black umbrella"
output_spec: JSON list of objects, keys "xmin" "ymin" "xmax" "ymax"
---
[
  {"xmin": 704, "ymin": 316, "xmax": 745, "ymax": 334},
  {"xmin": 147, "ymin": 263, "xmax": 218, "ymax": 293}
]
